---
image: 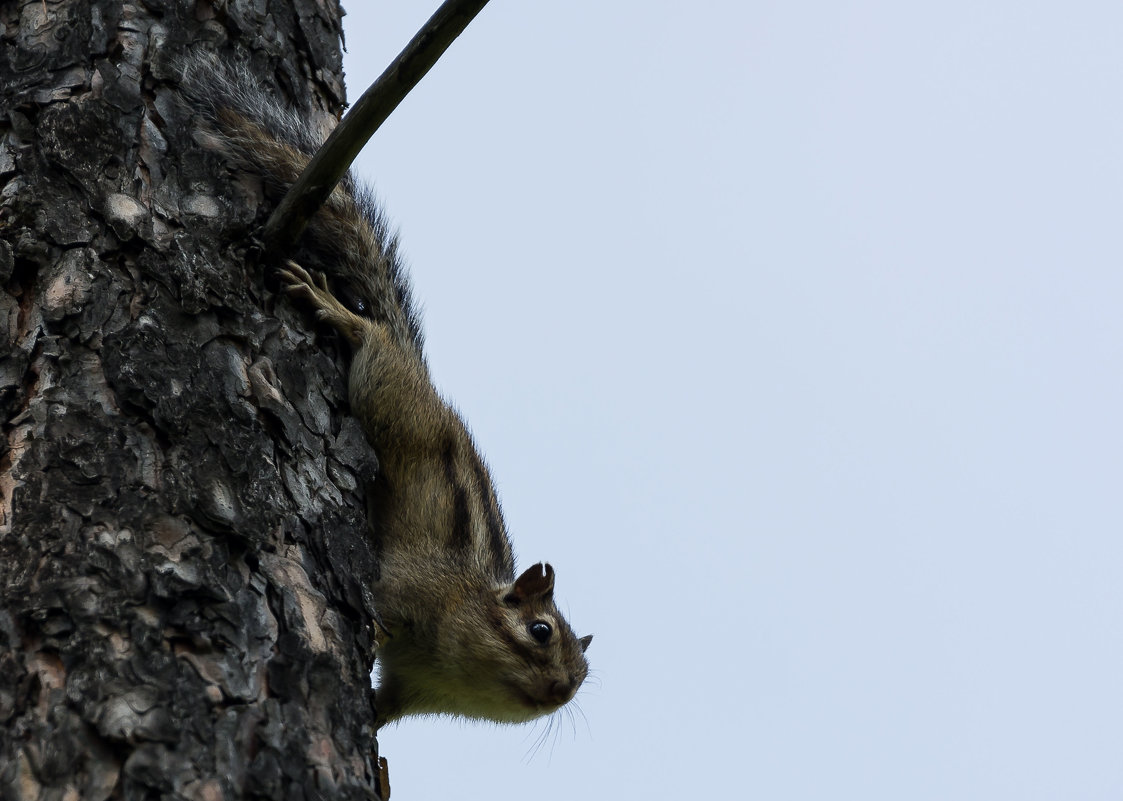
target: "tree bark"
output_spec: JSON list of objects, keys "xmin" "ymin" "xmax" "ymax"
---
[{"xmin": 0, "ymin": 2, "xmax": 385, "ymax": 798}]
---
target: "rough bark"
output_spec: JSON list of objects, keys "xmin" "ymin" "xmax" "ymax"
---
[{"xmin": 0, "ymin": 2, "xmax": 385, "ymax": 798}]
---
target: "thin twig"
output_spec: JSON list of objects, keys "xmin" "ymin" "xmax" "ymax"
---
[{"xmin": 264, "ymin": 0, "xmax": 492, "ymax": 253}]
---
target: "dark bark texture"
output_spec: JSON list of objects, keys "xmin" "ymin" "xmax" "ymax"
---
[{"xmin": 0, "ymin": 1, "xmax": 386, "ymax": 798}]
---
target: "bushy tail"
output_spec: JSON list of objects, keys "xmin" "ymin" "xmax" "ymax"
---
[{"xmin": 179, "ymin": 54, "xmax": 425, "ymax": 361}]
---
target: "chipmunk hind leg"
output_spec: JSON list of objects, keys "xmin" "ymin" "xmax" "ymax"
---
[{"xmin": 278, "ymin": 260, "xmax": 371, "ymax": 348}]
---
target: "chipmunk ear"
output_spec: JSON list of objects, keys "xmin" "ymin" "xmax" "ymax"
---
[
  {"xmin": 578, "ymin": 634, "xmax": 593, "ymax": 653},
  {"xmin": 506, "ymin": 562, "xmax": 555, "ymax": 604}
]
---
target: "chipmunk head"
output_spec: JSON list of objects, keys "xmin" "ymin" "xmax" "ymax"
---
[
  {"xmin": 374, "ymin": 562, "xmax": 592, "ymax": 726},
  {"xmin": 487, "ymin": 562, "xmax": 592, "ymax": 720}
]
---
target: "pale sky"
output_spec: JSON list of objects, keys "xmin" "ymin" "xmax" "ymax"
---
[{"xmin": 342, "ymin": 2, "xmax": 1123, "ymax": 798}]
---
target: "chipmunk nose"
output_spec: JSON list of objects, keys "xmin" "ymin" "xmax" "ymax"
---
[{"xmin": 547, "ymin": 678, "xmax": 576, "ymax": 705}]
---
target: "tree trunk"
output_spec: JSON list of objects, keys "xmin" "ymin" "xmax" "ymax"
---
[{"xmin": 0, "ymin": 2, "xmax": 386, "ymax": 798}]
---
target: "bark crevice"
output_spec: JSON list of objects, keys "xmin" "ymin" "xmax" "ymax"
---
[{"xmin": 1, "ymin": 2, "xmax": 384, "ymax": 798}]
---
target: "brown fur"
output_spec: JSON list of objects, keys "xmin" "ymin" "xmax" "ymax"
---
[
  {"xmin": 183, "ymin": 58, "xmax": 593, "ymax": 722},
  {"xmin": 277, "ymin": 264, "xmax": 591, "ymax": 724}
]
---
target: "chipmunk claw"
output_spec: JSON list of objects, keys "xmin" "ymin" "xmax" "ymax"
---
[{"xmin": 277, "ymin": 260, "xmax": 372, "ymax": 349}]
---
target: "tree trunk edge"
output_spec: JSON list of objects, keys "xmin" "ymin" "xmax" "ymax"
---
[{"xmin": 0, "ymin": 2, "xmax": 385, "ymax": 799}]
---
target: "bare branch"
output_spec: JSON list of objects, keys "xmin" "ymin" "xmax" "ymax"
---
[{"xmin": 264, "ymin": 0, "xmax": 492, "ymax": 253}]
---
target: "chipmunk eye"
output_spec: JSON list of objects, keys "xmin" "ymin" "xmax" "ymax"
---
[{"xmin": 528, "ymin": 621, "xmax": 552, "ymax": 644}]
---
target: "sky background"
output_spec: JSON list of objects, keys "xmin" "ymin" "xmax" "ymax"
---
[{"xmin": 340, "ymin": 2, "xmax": 1122, "ymax": 798}]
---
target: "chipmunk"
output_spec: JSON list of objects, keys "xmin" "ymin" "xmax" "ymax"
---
[{"xmin": 181, "ymin": 58, "xmax": 591, "ymax": 725}]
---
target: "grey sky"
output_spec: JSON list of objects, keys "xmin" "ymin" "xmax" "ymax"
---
[{"xmin": 342, "ymin": 2, "xmax": 1122, "ymax": 798}]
